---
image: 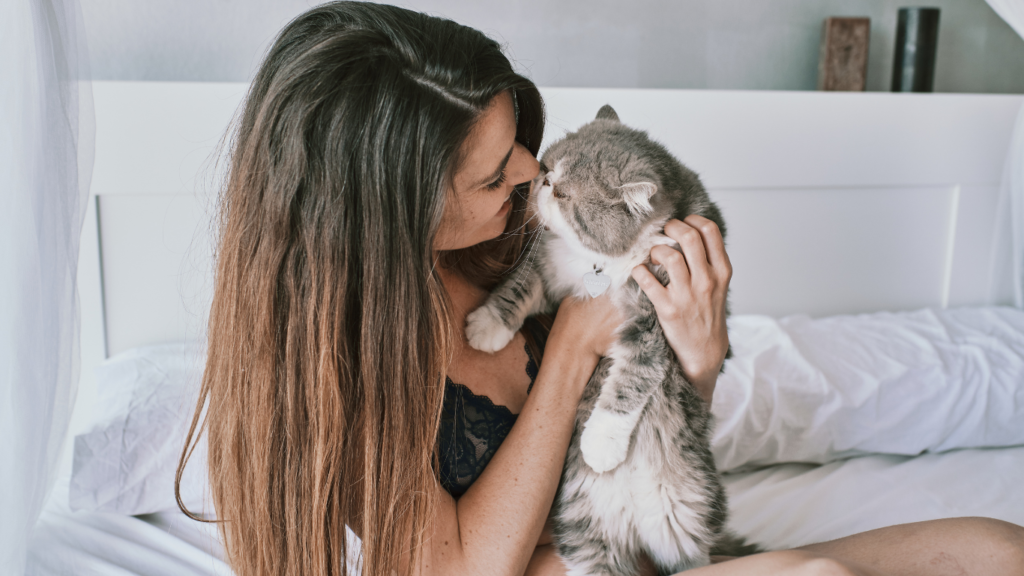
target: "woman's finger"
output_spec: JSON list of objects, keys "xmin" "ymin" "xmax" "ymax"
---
[
  {"xmin": 683, "ymin": 214, "xmax": 732, "ymax": 283},
  {"xmin": 630, "ymin": 264, "xmax": 672, "ymax": 311},
  {"xmin": 663, "ymin": 219, "xmax": 711, "ymax": 293},
  {"xmin": 649, "ymin": 244, "xmax": 691, "ymax": 291}
]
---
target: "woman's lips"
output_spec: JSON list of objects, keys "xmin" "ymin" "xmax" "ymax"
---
[{"xmin": 497, "ymin": 194, "xmax": 512, "ymax": 216}]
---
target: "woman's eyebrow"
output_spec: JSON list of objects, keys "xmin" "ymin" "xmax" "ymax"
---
[{"xmin": 476, "ymin": 145, "xmax": 514, "ymax": 187}]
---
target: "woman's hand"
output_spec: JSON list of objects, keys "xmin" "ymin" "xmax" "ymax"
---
[
  {"xmin": 631, "ymin": 215, "xmax": 732, "ymax": 403},
  {"xmin": 548, "ymin": 294, "xmax": 623, "ymax": 389},
  {"xmin": 551, "ymin": 294, "xmax": 623, "ymax": 360}
]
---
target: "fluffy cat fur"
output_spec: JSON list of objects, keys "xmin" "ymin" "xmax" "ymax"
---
[{"xmin": 465, "ymin": 105, "xmax": 757, "ymax": 575}]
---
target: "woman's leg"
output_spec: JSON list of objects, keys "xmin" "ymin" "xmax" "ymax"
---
[
  {"xmin": 525, "ymin": 544, "xmax": 877, "ymax": 575},
  {"xmin": 697, "ymin": 518, "xmax": 1024, "ymax": 576},
  {"xmin": 524, "ymin": 545, "xmax": 563, "ymax": 576},
  {"xmin": 524, "ymin": 545, "xmax": 659, "ymax": 576},
  {"xmin": 527, "ymin": 518, "xmax": 1024, "ymax": 576},
  {"xmin": 794, "ymin": 517, "xmax": 1024, "ymax": 576}
]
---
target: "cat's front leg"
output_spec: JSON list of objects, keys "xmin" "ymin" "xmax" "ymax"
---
[
  {"xmin": 465, "ymin": 264, "xmax": 550, "ymax": 353},
  {"xmin": 580, "ymin": 316, "xmax": 668, "ymax": 473},
  {"xmin": 579, "ymin": 400, "xmax": 639, "ymax": 473}
]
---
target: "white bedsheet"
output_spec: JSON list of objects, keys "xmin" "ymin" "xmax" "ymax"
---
[
  {"xmin": 724, "ymin": 446, "xmax": 1024, "ymax": 551},
  {"xmin": 28, "ymin": 445, "xmax": 1024, "ymax": 574},
  {"xmin": 27, "ymin": 476, "xmax": 229, "ymax": 576}
]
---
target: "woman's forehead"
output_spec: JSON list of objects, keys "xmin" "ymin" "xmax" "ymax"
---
[{"xmin": 454, "ymin": 93, "xmax": 517, "ymax": 191}]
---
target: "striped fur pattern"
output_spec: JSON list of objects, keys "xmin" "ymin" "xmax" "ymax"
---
[{"xmin": 465, "ymin": 105, "xmax": 753, "ymax": 574}]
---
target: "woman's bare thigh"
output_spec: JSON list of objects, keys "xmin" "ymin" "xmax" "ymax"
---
[
  {"xmin": 526, "ymin": 518, "xmax": 1024, "ymax": 576},
  {"xmin": 795, "ymin": 517, "xmax": 1024, "ymax": 576},
  {"xmin": 525, "ymin": 545, "xmax": 658, "ymax": 576},
  {"xmin": 524, "ymin": 545, "xmax": 561, "ymax": 576}
]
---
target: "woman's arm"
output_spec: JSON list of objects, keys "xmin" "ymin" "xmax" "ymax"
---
[
  {"xmin": 410, "ymin": 295, "xmax": 622, "ymax": 576},
  {"xmin": 631, "ymin": 215, "xmax": 732, "ymax": 403}
]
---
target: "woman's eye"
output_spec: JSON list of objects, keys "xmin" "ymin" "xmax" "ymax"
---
[{"xmin": 486, "ymin": 170, "xmax": 507, "ymax": 191}]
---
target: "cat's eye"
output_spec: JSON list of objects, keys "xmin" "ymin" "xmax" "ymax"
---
[
  {"xmin": 543, "ymin": 175, "xmax": 552, "ymax": 188},
  {"xmin": 553, "ymin": 186, "xmax": 567, "ymax": 200}
]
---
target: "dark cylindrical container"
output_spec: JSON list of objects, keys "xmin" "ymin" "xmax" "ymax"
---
[{"xmin": 891, "ymin": 7, "xmax": 940, "ymax": 92}]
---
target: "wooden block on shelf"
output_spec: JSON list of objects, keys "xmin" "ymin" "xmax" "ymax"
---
[{"xmin": 818, "ymin": 17, "xmax": 870, "ymax": 91}]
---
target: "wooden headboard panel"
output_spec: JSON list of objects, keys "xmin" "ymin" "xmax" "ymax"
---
[{"xmin": 74, "ymin": 81, "xmax": 1022, "ymax": 430}]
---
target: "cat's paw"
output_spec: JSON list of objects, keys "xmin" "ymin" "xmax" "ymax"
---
[
  {"xmin": 465, "ymin": 305, "xmax": 516, "ymax": 353},
  {"xmin": 580, "ymin": 409, "xmax": 636, "ymax": 473}
]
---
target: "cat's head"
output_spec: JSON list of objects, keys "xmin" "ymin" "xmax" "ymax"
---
[{"xmin": 533, "ymin": 105, "xmax": 671, "ymax": 256}]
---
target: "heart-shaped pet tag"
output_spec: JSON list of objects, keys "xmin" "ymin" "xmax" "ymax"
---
[{"xmin": 583, "ymin": 270, "xmax": 611, "ymax": 297}]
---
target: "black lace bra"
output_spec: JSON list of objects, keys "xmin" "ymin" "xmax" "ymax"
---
[{"xmin": 437, "ymin": 317, "xmax": 548, "ymax": 498}]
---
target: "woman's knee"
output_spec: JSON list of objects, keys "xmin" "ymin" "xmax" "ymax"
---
[
  {"xmin": 918, "ymin": 517, "xmax": 1024, "ymax": 574},
  {"xmin": 959, "ymin": 517, "xmax": 1024, "ymax": 572}
]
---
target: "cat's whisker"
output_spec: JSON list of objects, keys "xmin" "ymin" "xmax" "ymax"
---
[
  {"xmin": 505, "ymin": 227, "xmax": 542, "ymax": 289},
  {"xmin": 503, "ymin": 216, "xmax": 541, "ymax": 261},
  {"xmin": 501, "ymin": 210, "xmax": 541, "ymax": 238},
  {"xmin": 507, "ymin": 227, "xmax": 541, "ymax": 278}
]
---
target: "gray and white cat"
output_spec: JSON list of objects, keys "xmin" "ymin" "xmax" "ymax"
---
[{"xmin": 465, "ymin": 105, "xmax": 755, "ymax": 575}]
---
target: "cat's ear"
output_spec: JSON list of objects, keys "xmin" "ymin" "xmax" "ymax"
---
[
  {"xmin": 596, "ymin": 105, "xmax": 620, "ymax": 122},
  {"xmin": 620, "ymin": 182, "xmax": 657, "ymax": 216}
]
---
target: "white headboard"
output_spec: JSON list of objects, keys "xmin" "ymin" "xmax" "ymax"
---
[{"xmin": 73, "ymin": 81, "xmax": 1022, "ymax": 431}]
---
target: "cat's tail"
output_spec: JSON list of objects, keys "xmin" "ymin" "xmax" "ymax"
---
[{"xmin": 711, "ymin": 531, "xmax": 764, "ymax": 557}]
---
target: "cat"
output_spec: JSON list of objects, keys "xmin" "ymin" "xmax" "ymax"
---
[{"xmin": 465, "ymin": 105, "xmax": 756, "ymax": 575}]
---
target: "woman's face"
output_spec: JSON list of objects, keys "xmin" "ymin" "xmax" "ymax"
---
[{"xmin": 434, "ymin": 92, "xmax": 540, "ymax": 252}]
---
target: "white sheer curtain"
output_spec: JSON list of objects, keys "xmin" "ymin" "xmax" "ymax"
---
[
  {"xmin": 987, "ymin": 0, "xmax": 1024, "ymax": 306},
  {"xmin": 0, "ymin": 0, "xmax": 92, "ymax": 574}
]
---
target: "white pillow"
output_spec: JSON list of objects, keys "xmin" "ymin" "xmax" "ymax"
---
[
  {"xmin": 70, "ymin": 343, "xmax": 210, "ymax": 515},
  {"xmin": 69, "ymin": 307, "xmax": 1024, "ymax": 515},
  {"xmin": 711, "ymin": 307, "xmax": 1024, "ymax": 472}
]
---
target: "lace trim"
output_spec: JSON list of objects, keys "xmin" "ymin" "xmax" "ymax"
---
[
  {"xmin": 437, "ymin": 342, "xmax": 539, "ymax": 497},
  {"xmin": 444, "ymin": 340, "xmax": 540, "ymax": 415}
]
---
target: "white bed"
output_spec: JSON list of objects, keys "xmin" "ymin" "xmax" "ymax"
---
[{"xmin": 25, "ymin": 81, "xmax": 1024, "ymax": 574}]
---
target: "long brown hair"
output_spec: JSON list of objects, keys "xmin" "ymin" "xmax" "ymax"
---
[{"xmin": 175, "ymin": 3, "xmax": 544, "ymax": 575}]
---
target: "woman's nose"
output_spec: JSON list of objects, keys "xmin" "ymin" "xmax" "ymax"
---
[{"xmin": 510, "ymin": 142, "xmax": 540, "ymax": 186}]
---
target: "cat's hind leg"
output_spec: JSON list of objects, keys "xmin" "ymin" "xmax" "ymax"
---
[
  {"xmin": 555, "ymin": 533, "xmax": 640, "ymax": 576},
  {"xmin": 649, "ymin": 552, "xmax": 709, "ymax": 576},
  {"xmin": 554, "ymin": 478, "xmax": 642, "ymax": 576},
  {"xmin": 633, "ymin": 441, "xmax": 716, "ymax": 574}
]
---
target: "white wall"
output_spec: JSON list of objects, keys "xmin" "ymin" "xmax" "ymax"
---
[{"xmin": 82, "ymin": 0, "xmax": 1024, "ymax": 93}]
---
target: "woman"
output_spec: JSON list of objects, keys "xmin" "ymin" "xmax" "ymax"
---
[{"xmin": 177, "ymin": 2, "xmax": 1024, "ymax": 575}]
